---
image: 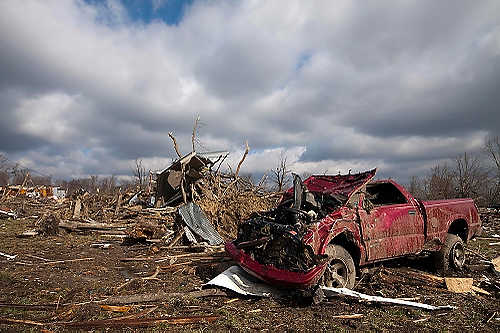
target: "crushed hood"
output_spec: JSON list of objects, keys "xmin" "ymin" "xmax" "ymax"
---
[{"xmin": 282, "ymin": 168, "xmax": 377, "ymax": 203}]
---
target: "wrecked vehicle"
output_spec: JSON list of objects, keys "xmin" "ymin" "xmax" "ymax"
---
[{"xmin": 226, "ymin": 169, "xmax": 482, "ymax": 289}]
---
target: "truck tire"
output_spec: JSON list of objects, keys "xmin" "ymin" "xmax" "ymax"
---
[
  {"xmin": 321, "ymin": 244, "xmax": 356, "ymax": 289},
  {"xmin": 433, "ymin": 233, "xmax": 465, "ymax": 273}
]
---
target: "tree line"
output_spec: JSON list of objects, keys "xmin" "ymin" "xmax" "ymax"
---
[
  {"xmin": 1, "ymin": 136, "xmax": 499, "ymax": 206},
  {"xmin": 407, "ymin": 136, "xmax": 500, "ymax": 206}
]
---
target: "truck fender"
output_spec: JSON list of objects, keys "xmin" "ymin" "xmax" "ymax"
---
[
  {"xmin": 321, "ymin": 227, "xmax": 364, "ymax": 267},
  {"xmin": 445, "ymin": 216, "xmax": 469, "ymax": 242}
]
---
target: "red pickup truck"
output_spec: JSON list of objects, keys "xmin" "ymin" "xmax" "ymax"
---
[{"xmin": 226, "ymin": 169, "xmax": 481, "ymax": 289}]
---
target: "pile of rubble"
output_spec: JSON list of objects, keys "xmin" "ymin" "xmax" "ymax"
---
[
  {"xmin": 479, "ymin": 207, "xmax": 500, "ymax": 234},
  {"xmin": 0, "ymin": 150, "xmax": 278, "ymax": 249}
]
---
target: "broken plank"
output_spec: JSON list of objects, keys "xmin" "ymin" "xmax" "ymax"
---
[
  {"xmin": 492, "ymin": 256, "xmax": 500, "ymax": 272},
  {"xmin": 99, "ymin": 305, "xmax": 132, "ymax": 313},
  {"xmin": 445, "ymin": 277, "xmax": 473, "ymax": 293},
  {"xmin": 73, "ymin": 199, "xmax": 81, "ymax": 218}
]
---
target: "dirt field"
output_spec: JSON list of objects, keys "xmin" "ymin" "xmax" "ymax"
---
[{"xmin": 1, "ymin": 210, "xmax": 499, "ymax": 332}]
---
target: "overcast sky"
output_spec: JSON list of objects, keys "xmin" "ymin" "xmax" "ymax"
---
[{"xmin": 1, "ymin": 0, "xmax": 499, "ymax": 184}]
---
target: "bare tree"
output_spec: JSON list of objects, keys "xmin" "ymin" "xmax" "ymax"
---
[
  {"xmin": 454, "ymin": 152, "xmax": 489, "ymax": 200},
  {"xmin": 12, "ymin": 167, "xmax": 29, "ymax": 185},
  {"xmin": 133, "ymin": 158, "xmax": 147, "ymax": 188},
  {"xmin": 425, "ymin": 163, "xmax": 455, "ymax": 200},
  {"xmin": 0, "ymin": 154, "xmax": 9, "ymax": 185},
  {"xmin": 484, "ymin": 135, "xmax": 500, "ymax": 179},
  {"xmin": 271, "ymin": 152, "xmax": 290, "ymax": 192},
  {"xmin": 31, "ymin": 175, "xmax": 52, "ymax": 186},
  {"xmin": 100, "ymin": 175, "xmax": 117, "ymax": 194},
  {"xmin": 408, "ymin": 175, "xmax": 426, "ymax": 200}
]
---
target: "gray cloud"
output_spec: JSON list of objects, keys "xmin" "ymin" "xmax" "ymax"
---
[{"xmin": 0, "ymin": 0, "xmax": 499, "ymax": 183}]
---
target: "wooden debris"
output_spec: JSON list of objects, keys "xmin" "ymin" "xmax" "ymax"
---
[
  {"xmin": 445, "ymin": 277, "xmax": 473, "ymax": 293},
  {"xmin": 492, "ymin": 256, "xmax": 500, "ymax": 272},
  {"xmin": 59, "ymin": 221, "xmax": 128, "ymax": 231},
  {"xmin": 99, "ymin": 288, "xmax": 227, "ymax": 305},
  {"xmin": 99, "ymin": 305, "xmax": 132, "ymax": 312},
  {"xmin": 61, "ymin": 315, "xmax": 218, "ymax": 328},
  {"xmin": 0, "ymin": 209, "xmax": 17, "ymax": 219},
  {"xmin": 332, "ymin": 314, "xmax": 363, "ymax": 319},
  {"xmin": 17, "ymin": 230, "xmax": 39, "ymax": 238},
  {"xmin": 0, "ymin": 315, "xmax": 218, "ymax": 328},
  {"xmin": 73, "ymin": 199, "xmax": 81, "ymax": 218},
  {"xmin": 471, "ymin": 286, "xmax": 491, "ymax": 295},
  {"xmin": 0, "ymin": 318, "xmax": 45, "ymax": 326}
]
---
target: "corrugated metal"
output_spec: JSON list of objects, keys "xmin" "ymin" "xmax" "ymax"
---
[{"xmin": 178, "ymin": 202, "xmax": 223, "ymax": 245}]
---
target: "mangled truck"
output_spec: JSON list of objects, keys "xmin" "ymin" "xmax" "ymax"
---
[{"xmin": 226, "ymin": 169, "xmax": 482, "ymax": 289}]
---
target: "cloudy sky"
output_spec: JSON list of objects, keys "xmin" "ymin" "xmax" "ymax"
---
[{"xmin": 1, "ymin": 0, "xmax": 499, "ymax": 184}]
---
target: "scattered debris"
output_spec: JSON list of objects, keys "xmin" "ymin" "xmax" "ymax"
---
[
  {"xmin": 320, "ymin": 286, "xmax": 455, "ymax": 311},
  {"xmin": 205, "ymin": 265, "xmax": 285, "ymax": 298},
  {"xmin": 0, "ymin": 251, "xmax": 17, "ymax": 260},
  {"xmin": 0, "ymin": 209, "xmax": 17, "ymax": 219},
  {"xmin": 445, "ymin": 277, "xmax": 473, "ymax": 293},
  {"xmin": 492, "ymin": 256, "xmax": 500, "ymax": 273},
  {"xmin": 178, "ymin": 202, "xmax": 223, "ymax": 245},
  {"xmin": 0, "ymin": 132, "xmax": 498, "ymax": 331},
  {"xmin": 206, "ymin": 266, "xmax": 455, "ymax": 311}
]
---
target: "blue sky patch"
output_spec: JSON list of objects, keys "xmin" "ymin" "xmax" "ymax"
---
[{"xmin": 84, "ymin": 0, "xmax": 195, "ymax": 25}]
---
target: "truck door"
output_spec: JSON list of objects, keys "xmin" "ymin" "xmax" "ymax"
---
[{"xmin": 358, "ymin": 182, "xmax": 425, "ymax": 261}]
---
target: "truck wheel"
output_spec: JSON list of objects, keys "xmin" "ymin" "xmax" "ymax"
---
[
  {"xmin": 321, "ymin": 244, "xmax": 356, "ymax": 289},
  {"xmin": 434, "ymin": 233, "xmax": 465, "ymax": 273}
]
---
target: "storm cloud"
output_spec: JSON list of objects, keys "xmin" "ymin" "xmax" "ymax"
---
[{"xmin": 0, "ymin": 0, "xmax": 499, "ymax": 182}]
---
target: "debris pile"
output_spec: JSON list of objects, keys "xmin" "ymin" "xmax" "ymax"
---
[{"xmin": 0, "ymin": 149, "xmax": 277, "ymax": 250}]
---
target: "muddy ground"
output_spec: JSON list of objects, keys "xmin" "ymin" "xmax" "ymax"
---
[{"xmin": 1, "ymin": 213, "xmax": 499, "ymax": 332}]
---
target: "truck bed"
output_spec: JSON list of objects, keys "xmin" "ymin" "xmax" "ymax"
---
[{"xmin": 421, "ymin": 198, "xmax": 481, "ymax": 243}]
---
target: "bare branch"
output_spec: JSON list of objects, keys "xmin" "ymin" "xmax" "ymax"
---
[
  {"xmin": 271, "ymin": 151, "xmax": 290, "ymax": 191},
  {"xmin": 168, "ymin": 132, "xmax": 182, "ymax": 158},
  {"xmin": 234, "ymin": 141, "xmax": 249, "ymax": 179},
  {"xmin": 192, "ymin": 115, "xmax": 200, "ymax": 153}
]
